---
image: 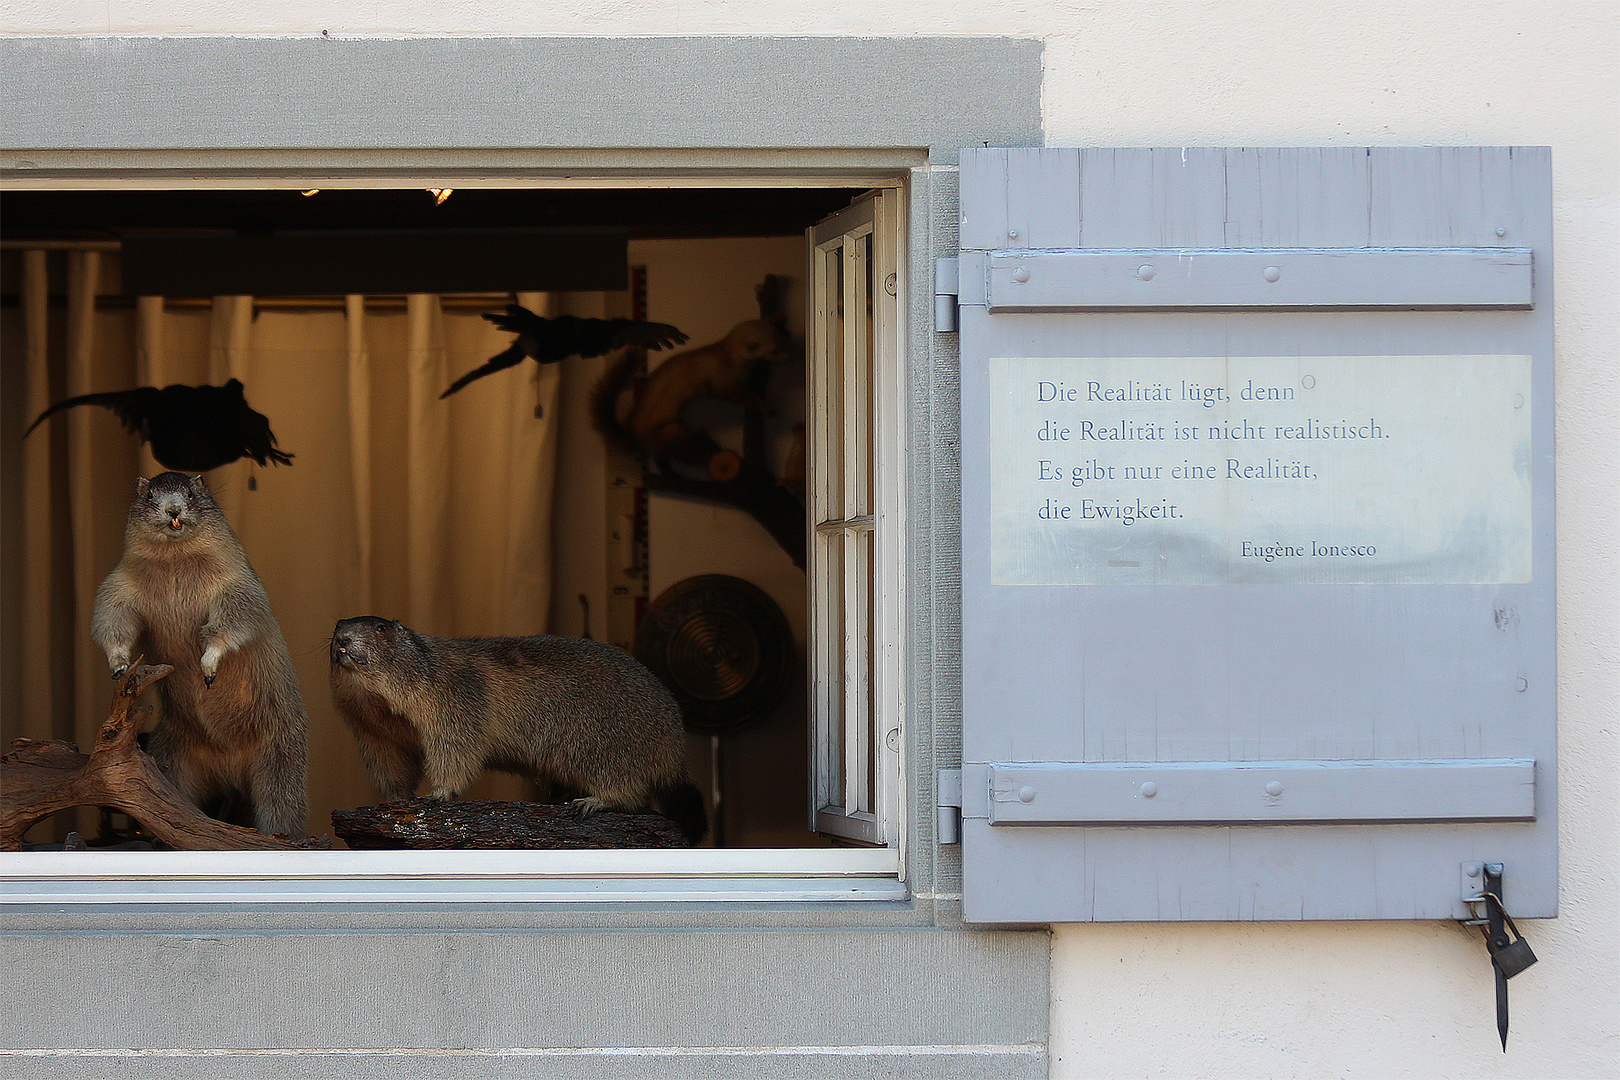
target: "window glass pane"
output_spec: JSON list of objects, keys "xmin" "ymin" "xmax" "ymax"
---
[
  {"xmin": 863, "ymin": 234, "xmax": 877, "ymax": 512},
  {"xmin": 865, "ymin": 527, "xmax": 877, "ymax": 814},
  {"xmin": 843, "ymin": 527, "xmax": 869, "ymax": 815},
  {"xmin": 826, "ymin": 531, "xmax": 847, "ymax": 807},
  {"xmin": 823, "ymin": 242, "xmax": 847, "ymax": 523},
  {"xmin": 845, "ymin": 231, "xmax": 871, "ymax": 519}
]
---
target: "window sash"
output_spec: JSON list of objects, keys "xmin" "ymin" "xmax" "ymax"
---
[{"xmin": 807, "ymin": 192, "xmax": 904, "ymax": 848}]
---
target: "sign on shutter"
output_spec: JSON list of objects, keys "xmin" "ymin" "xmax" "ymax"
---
[{"xmin": 956, "ymin": 147, "xmax": 1555, "ymax": 923}]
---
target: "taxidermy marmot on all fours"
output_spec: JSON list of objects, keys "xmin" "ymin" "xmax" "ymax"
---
[
  {"xmin": 591, "ymin": 318, "xmax": 794, "ymax": 470},
  {"xmin": 328, "ymin": 617, "xmax": 708, "ymax": 844},
  {"xmin": 91, "ymin": 473, "xmax": 309, "ymax": 838}
]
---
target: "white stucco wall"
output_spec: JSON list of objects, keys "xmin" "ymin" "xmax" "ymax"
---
[{"xmin": 4, "ymin": 3, "xmax": 1615, "ymax": 1077}]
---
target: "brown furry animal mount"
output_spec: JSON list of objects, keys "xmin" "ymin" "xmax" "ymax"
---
[
  {"xmin": 328, "ymin": 616, "xmax": 707, "ymax": 844},
  {"xmin": 590, "ymin": 318, "xmax": 795, "ymax": 474},
  {"xmin": 92, "ymin": 472, "xmax": 310, "ymax": 839},
  {"xmin": 332, "ymin": 798, "xmax": 691, "ymax": 849}
]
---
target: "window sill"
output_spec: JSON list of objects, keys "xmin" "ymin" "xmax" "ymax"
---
[{"xmin": 1, "ymin": 847, "xmax": 905, "ymax": 905}]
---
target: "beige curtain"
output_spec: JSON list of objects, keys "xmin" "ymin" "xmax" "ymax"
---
[
  {"xmin": 3, "ymin": 257, "xmax": 561, "ymax": 839},
  {"xmin": 18, "ymin": 249, "xmax": 56, "ymax": 748},
  {"xmin": 12, "ymin": 251, "xmax": 141, "ymax": 836}
]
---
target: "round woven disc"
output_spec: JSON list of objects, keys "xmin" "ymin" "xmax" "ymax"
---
[{"xmin": 634, "ymin": 574, "xmax": 794, "ymax": 735}]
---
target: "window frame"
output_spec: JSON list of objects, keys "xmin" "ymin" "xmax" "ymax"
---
[
  {"xmin": 1, "ymin": 167, "xmax": 912, "ymax": 905},
  {"xmin": 807, "ymin": 192, "xmax": 908, "ymax": 849}
]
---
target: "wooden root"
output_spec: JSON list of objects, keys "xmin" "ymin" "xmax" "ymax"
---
[
  {"xmin": 333, "ymin": 798, "xmax": 691, "ymax": 850},
  {"xmin": 1, "ymin": 663, "xmax": 326, "ymax": 851}
]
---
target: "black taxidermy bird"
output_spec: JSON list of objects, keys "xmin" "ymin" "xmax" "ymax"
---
[
  {"xmin": 24, "ymin": 378, "xmax": 294, "ymax": 473},
  {"xmin": 440, "ymin": 304, "xmax": 689, "ymax": 399}
]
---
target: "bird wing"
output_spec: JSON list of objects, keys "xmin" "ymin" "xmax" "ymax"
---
[
  {"xmin": 473, "ymin": 306, "xmax": 688, "ymax": 380},
  {"xmin": 26, "ymin": 381, "xmax": 292, "ymax": 471},
  {"xmin": 480, "ymin": 303, "xmax": 545, "ymax": 337},
  {"xmin": 25, "ymin": 387, "xmax": 163, "ymax": 439},
  {"xmin": 602, "ymin": 319, "xmax": 689, "ymax": 355},
  {"xmin": 440, "ymin": 341, "xmax": 529, "ymax": 398},
  {"xmin": 539, "ymin": 316, "xmax": 689, "ymax": 362}
]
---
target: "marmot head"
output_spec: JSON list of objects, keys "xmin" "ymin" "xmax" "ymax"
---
[
  {"xmin": 130, "ymin": 472, "xmax": 219, "ymax": 541},
  {"xmin": 331, "ymin": 616, "xmax": 411, "ymax": 673}
]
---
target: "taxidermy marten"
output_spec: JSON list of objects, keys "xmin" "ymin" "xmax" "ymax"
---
[
  {"xmin": 590, "ymin": 318, "xmax": 794, "ymax": 471},
  {"xmin": 91, "ymin": 472, "xmax": 309, "ymax": 837},
  {"xmin": 328, "ymin": 616, "xmax": 708, "ymax": 844}
]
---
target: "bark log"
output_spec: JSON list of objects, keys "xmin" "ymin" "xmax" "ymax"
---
[
  {"xmin": 1, "ymin": 662, "xmax": 326, "ymax": 851},
  {"xmin": 332, "ymin": 798, "xmax": 690, "ymax": 849}
]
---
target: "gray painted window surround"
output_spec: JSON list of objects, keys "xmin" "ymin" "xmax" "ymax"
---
[
  {"xmin": 0, "ymin": 35, "xmax": 1050, "ymax": 1080},
  {"xmin": 0, "ymin": 35, "xmax": 1041, "ymax": 159}
]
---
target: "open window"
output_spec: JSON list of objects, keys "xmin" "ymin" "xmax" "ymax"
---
[
  {"xmin": 807, "ymin": 193, "xmax": 905, "ymax": 847},
  {"xmin": 0, "ymin": 178, "xmax": 909, "ymax": 897}
]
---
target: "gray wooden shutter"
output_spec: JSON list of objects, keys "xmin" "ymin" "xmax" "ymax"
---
[{"xmin": 954, "ymin": 147, "xmax": 1555, "ymax": 923}]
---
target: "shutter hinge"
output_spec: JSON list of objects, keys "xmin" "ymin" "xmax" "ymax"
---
[
  {"xmin": 936, "ymin": 767, "xmax": 964, "ymax": 844},
  {"xmin": 934, "ymin": 256, "xmax": 959, "ymax": 332}
]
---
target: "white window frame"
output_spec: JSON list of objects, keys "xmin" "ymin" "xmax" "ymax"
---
[
  {"xmin": 807, "ymin": 192, "xmax": 907, "ymax": 849},
  {"xmin": 0, "ymin": 168, "xmax": 911, "ymax": 905}
]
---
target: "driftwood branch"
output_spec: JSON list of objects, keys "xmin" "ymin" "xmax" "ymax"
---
[
  {"xmin": 1, "ymin": 663, "xmax": 325, "ymax": 851},
  {"xmin": 333, "ymin": 798, "xmax": 690, "ymax": 849}
]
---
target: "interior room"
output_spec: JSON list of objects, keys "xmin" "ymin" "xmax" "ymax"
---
[{"xmin": 0, "ymin": 184, "xmax": 865, "ymax": 848}]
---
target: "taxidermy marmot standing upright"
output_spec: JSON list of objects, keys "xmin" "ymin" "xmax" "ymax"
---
[
  {"xmin": 328, "ymin": 616, "xmax": 708, "ymax": 844},
  {"xmin": 91, "ymin": 472, "xmax": 309, "ymax": 838}
]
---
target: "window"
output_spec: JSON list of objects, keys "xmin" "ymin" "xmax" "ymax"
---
[
  {"xmin": 0, "ymin": 35, "xmax": 1054, "ymax": 1078},
  {"xmin": 1, "ymin": 175, "xmax": 910, "ymax": 902},
  {"xmin": 808, "ymin": 194, "xmax": 905, "ymax": 847}
]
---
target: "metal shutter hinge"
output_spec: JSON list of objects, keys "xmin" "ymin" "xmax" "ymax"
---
[
  {"xmin": 936, "ymin": 767, "xmax": 963, "ymax": 844},
  {"xmin": 934, "ymin": 257, "xmax": 959, "ymax": 332}
]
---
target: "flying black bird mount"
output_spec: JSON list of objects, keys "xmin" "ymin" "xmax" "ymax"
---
[
  {"xmin": 440, "ymin": 305, "xmax": 688, "ymax": 399},
  {"xmin": 24, "ymin": 378, "xmax": 293, "ymax": 473}
]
